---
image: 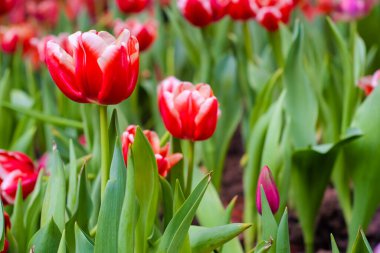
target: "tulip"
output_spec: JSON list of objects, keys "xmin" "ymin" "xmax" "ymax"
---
[
  {"xmin": 1, "ymin": 212, "xmax": 10, "ymax": 253},
  {"xmin": 122, "ymin": 125, "xmax": 183, "ymax": 177},
  {"xmin": 116, "ymin": 0, "xmax": 151, "ymax": 13},
  {"xmin": 227, "ymin": 0, "xmax": 256, "ymax": 20},
  {"xmin": 0, "ymin": 0, "xmax": 15, "ymax": 15},
  {"xmin": 114, "ymin": 19, "xmax": 157, "ymax": 52},
  {"xmin": 374, "ymin": 244, "xmax": 380, "ymax": 253},
  {"xmin": 45, "ymin": 29, "xmax": 139, "ymax": 105},
  {"xmin": 252, "ymin": 0, "xmax": 294, "ymax": 31},
  {"xmin": 256, "ymin": 166, "xmax": 280, "ymax": 215},
  {"xmin": 0, "ymin": 150, "xmax": 40, "ymax": 205},
  {"xmin": 158, "ymin": 77, "xmax": 220, "ymax": 141},
  {"xmin": 358, "ymin": 70, "xmax": 380, "ymax": 96},
  {"xmin": 178, "ymin": 0, "xmax": 229, "ymax": 27},
  {"xmin": 333, "ymin": 0, "xmax": 375, "ymax": 21},
  {"xmin": 0, "ymin": 23, "xmax": 35, "ymax": 54},
  {"xmin": 28, "ymin": 33, "xmax": 71, "ymax": 68},
  {"xmin": 26, "ymin": 0, "xmax": 59, "ymax": 25}
]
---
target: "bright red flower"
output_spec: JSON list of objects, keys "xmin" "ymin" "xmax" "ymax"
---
[
  {"xmin": 358, "ymin": 70, "xmax": 380, "ymax": 96},
  {"xmin": 0, "ymin": 0, "xmax": 15, "ymax": 15},
  {"xmin": 116, "ymin": 0, "xmax": 151, "ymax": 13},
  {"xmin": 227, "ymin": 0, "xmax": 256, "ymax": 20},
  {"xmin": 158, "ymin": 77, "xmax": 220, "ymax": 141},
  {"xmin": 178, "ymin": 0, "xmax": 230, "ymax": 27},
  {"xmin": 0, "ymin": 23, "xmax": 35, "ymax": 54},
  {"xmin": 122, "ymin": 125, "xmax": 183, "ymax": 177},
  {"xmin": 114, "ymin": 19, "xmax": 157, "ymax": 52},
  {"xmin": 0, "ymin": 150, "xmax": 39, "ymax": 205},
  {"xmin": 256, "ymin": 165, "xmax": 280, "ymax": 215},
  {"xmin": 252, "ymin": 0, "xmax": 294, "ymax": 31},
  {"xmin": 45, "ymin": 29, "xmax": 139, "ymax": 105}
]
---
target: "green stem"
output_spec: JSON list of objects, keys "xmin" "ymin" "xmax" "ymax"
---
[
  {"xmin": 243, "ymin": 22, "xmax": 255, "ymax": 64},
  {"xmin": 268, "ymin": 30, "xmax": 284, "ymax": 67},
  {"xmin": 185, "ymin": 141, "xmax": 195, "ymax": 197},
  {"xmin": 99, "ymin": 105, "xmax": 110, "ymax": 200},
  {"xmin": 160, "ymin": 131, "xmax": 170, "ymax": 147}
]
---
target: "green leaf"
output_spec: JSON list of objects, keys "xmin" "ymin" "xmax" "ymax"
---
[
  {"xmin": 75, "ymin": 223, "xmax": 94, "ymax": 253},
  {"xmin": 189, "ymin": 223, "xmax": 251, "ymax": 253},
  {"xmin": 118, "ymin": 151, "xmax": 138, "ymax": 253},
  {"xmin": 131, "ymin": 127, "xmax": 160, "ymax": 253},
  {"xmin": 11, "ymin": 181, "xmax": 25, "ymax": 253},
  {"xmin": 41, "ymin": 148, "xmax": 66, "ymax": 231},
  {"xmin": 276, "ymin": 209, "xmax": 290, "ymax": 253},
  {"xmin": 330, "ymin": 234, "xmax": 340, "ymax": 253},
  {"xmin": 25, "ymin": 170, "xmax": 45, "ymax": 244},
  {"xmin": 194, "ymin": 168, "xmax": 244, "ymax": 253},
  {"xmin": 351, "ymin": 230, "xmax": 372, "ymax": 253},
  {"xmin": 0, "ymin": 70, "xmax": 13, "ymax": 148},
  {"xmin": 67, "ymin": 140, "xmax": 78, "ymax": 214},
  {"xmin": 94, "ymin": 140, "xmax": 126, "ymax": 253},
  {"xmin": 57, "ymin": 230, "xmax": 67, "ymax": 253},
  {"xmin": 157, "ymin": 174, "xmax": 211, "ymax": 253},
  {"xmin": 292, "ymin": 131, "xmax": 361, "ymax": 250},
  {"xmin": 74, "ymin": 166, "xmax": 93, "ymax": 234},
  {"xmin": 9, "ymin": 126, "xmax": 36, "ymax": 153},
  {"xmin": 0, "ymin": 102, "xmax": 83, "ymax": 129},
  {"xmin": 260, "ymin": 187, "xmax": 278, "ymax": 252},
  {"xmin": 28, "ymin": 219, "xmax": 61, "ymax": 252},
  {"xmin": 243, "ymin": 110, "xmax": 272, "ymax": 249},
  {"xmin": 345, "ymin": 87, "xmax": 380, "ymax": 248},
  {"xmin": 160, "ymin": 177, "xmax": 173, "ymax": 229},
  {"xmin": 284, "ymin": 22, "xmax": 317, "ymax": 148}
]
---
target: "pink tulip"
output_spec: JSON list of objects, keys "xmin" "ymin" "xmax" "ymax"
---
[{"xmin": 256, "ymin": 166, "xmax": 280, "ymax": 215}]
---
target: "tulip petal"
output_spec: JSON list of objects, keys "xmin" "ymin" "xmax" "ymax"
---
[
  {"xmin": 46, "ymin": 41, "xmax": 87, "ymax": 103},
  {"xmin": 194, "ymin": 97, "xmax": 218, "ymax": 140},
  {"xmin": 159, "ymin": 91, "xmax": 182, "ymax": 138}
]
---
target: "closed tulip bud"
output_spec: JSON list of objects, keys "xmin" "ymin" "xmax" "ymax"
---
[
  {"xmin": 158, "ymin": 77, "xmax": 220, "ymax": 141},
  {"xmin": 252, "ymin": 0, "xmax": 294, "ymax": 31},
  {"xmin": 114, "ymin": 19, "xmax": 157, "ymax": 52},
  {"xmin": 333, "ymin": 0, "xmax": 374, "ymax": 21},
  {"xmin": 116, "ymin": 0, "xmax": 151, "ymax": 13},
  {"xmin": 45, "ymin": 29, "xmax": 139, "ymax": 105},
  {"xmin": 178, "ymin": 0, "xmax": 229, "ymax": 27},
  {"xmin": 256, "ymin": 166, "xmax": 280, "ymax": 215},
  {"xmin": 358, "ymin": 70, "xmax": 380, "ymax": 96},
  {"xmin": 122, "ymin": 125, "xmax": 183, "ymax": 177},
  {"xmin": 0, "ymin": 0, "xmax": 15, "ymax": 15},
  {"xmin": 0, "ymin": 150, "xmax": 40, "ymax": 205},
  {"xmin": 227, "ymin": 0, "xmax": 256, "ymax": 20}
]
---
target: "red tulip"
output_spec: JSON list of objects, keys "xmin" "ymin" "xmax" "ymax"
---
[
  {"xmin": 122, "ymin": 125, "xmax": 183, "ymax": 177},
  {"xmin": 158, "ymin": 77, "xmax": 220, "ymax": 141},
  {"xmin": 358, "ymin": 70, "xmax": 380, "ymax": 96},
  {"xmin": 30, "ymin": 33, "xmax": 71, "ymax": 63},
  {"xmin": 116, "ymin": 0, "xmax": 151, "ymax": 13},
  {"xmin": 45, "ymin": 29, "xmax": 139, "ymax": 105},
  {"xmin": 256, "ymin": 166, "xmax": 280, "ymax": 215},
  {"xmin": 0, "ymin": 0, "xmax": 15, "ymax": 15},
  {"xmin": 114, "ymin": 19, "xmax": 157, "ymax": 52},
  {"xmin": 227, "ymin": 0, "xmax": 256, "ymax": 20},
  {"xmin": 0, "ymin": 23, "xmax": 35, "ymax": 54},
  {"xmin": 178, "ymin": 0, "xmax": 230, "ymax": 27},
  {"xmin": 252, "ymin": 0, "xmax": 294, "ymax": 31},
  {"xmin": 0, "ymin": 150, "xmax": 39, "ymax": 205},
  {"xmin": 26, "ymin": 0, "xmax": 59, "ymax": 25}
]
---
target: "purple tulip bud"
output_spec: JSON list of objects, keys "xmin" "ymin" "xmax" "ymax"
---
[{"xmin": 256, "ymin": 166, "xmax": 280, "ymax": 215}]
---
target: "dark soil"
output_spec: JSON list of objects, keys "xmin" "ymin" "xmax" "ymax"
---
[{"xmin": 220, "ymin": 130, "xmax": 380, "ymax": 252}]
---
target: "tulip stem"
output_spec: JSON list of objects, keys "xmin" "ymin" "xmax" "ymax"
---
[
  {"xmin": 185, "ymin": 141, "xmax": 195, "ymax": 197},
  {"xmin": 99, "ymin": 105, "xmax": 110, "ymax": 200}
]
